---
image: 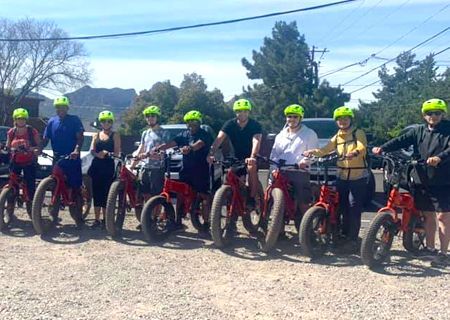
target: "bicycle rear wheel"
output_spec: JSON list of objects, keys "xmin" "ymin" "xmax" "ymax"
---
[
  {"xmin": 190, "ymin": 195, "xmax": 210, "ymax": 232},
  {"xmin": 242, "ymin": 181, "xmax": 264, "ymax": 235},
  {"xmin": 403, "ymin": 215, "xmax": 426, "ymax": 254}
]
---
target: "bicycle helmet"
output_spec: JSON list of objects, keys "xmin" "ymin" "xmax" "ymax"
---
[
  {"xmin": 142, "ymin": 105, "xmax": 161, "ymax": 117},
  {"xmin": 98, "ymin": 110, "xmax": 115, "ymax": 122},
  {"xmin": 12, "ymin": 108, "xmax": 29, "ymax": 120},
  {"xmin": 421, "ymin": 98, "xmax": 447, "ymax": 114},
  {"xmin": 233, "ymin": 99, "xmax": 252, "ymax": 112},
  {"xmin": 53, "ymin": 96, "xmax": 70, "ymax": 107},
  {"xmin": 333, "ymin": 106, "xmax": 354, "ymax": 120},
  {"xmin": 183, "ymin": 110, "xmax": 202, "ymax": 123},
  {"xmin": 284, "ymin": 104, "xmax": 305, "ymax": 117}
]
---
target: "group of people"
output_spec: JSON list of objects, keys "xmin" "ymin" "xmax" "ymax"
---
[{"xmin": 4, "ymin": 94, "xmax": 449, "ymax": 267}]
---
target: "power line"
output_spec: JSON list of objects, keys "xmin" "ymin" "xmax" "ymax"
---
[
  {"xmin": 319, "ymin": 2, "xmax": 450, "ymax": 78},
  {"xmin": 0, "ymin": 0, "xmax": 359, "ymax": 42},
  {"xmin": 342, "ymin": 26, "xmax": 450, "ymax": 86}
]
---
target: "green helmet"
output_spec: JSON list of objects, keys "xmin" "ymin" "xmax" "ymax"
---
[
  {"xmin": 233, "ymin": 99, "xmax": 252, "ymax": 112},
  {"xmin": 53, "ymin": 96, "xmax": 70, "ymax": 107},
  {"xmin": 142, "ymin": 105, "xmax": 161, "ymax": 117},
  {"xmin": 421, "ymin": 99, "xmax": 447, "ymax": 114},
  {"xmin": 98, "ymin": 110, "xmax": 115, "ymax": 122},
  {"xmin": 333, "ymin": 106, "xmax": 354, "ymax": 120},
  {"xmin": 13, "ymin": 108, "xmax": 29, "ymax": 120},
  {"xmin": 284, "ymin": 104, "xmax": 304, "ymax": 117},
  {"xmin": 183, "ymin": 110, "xmax": 202, "ymax": 123}
]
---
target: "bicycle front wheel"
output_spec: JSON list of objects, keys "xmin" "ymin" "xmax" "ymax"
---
[
  {"xmin": 32, "ymin": 177, "xmax": 59, "ymax": 235},
  {"xmin": 0, "ymin": 187, "xmax": 15, "ymax": 231},
  {"xmin": 140, "ymin": 195, "xmax": 175, "ymax": 243},
  {"xmin": 299, "ymin": 206, "xmax": 329, "ymax": 259},
  {"xmin": 105, "ymin": 181, "xmax": 127, "ymax": 238}
]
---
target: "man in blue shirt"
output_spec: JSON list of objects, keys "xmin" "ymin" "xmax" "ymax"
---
[{"xmin": 42, "ymin": 96, "xmax": 84, "ymax": 224}]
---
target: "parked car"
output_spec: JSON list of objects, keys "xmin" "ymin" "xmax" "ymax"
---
[
  {"xmin": 131, "ymin": 124, "xmax": 224, "ymax": 190},
  {"xmin": 37, "ymin": 131, "xmax": 96, "ymax": 179},
  {"xmin": 382, "ymin": 124, "xmax": 419, "ymax": 195}
]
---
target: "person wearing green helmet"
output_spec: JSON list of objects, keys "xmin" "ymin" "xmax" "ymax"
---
[
  {"xmin": 304, "ymin": 106, "xmax": 369, "ymax": 253},
  {"xmin": 88, "ymin": 110, "xmax": 121, "ymax": 229},
  {"xmin": 270, "ymin": 104, "xmax": 319, "ymax": 216},
  {"xmin": 131, "ymin": 105, "xmax": 169, "ymax": 205},
  {"xmin": 208, "ymin": 98, "xmax": 263, "ymax": 208},
  {"xmin": 373, "ymin": 98, "xmax": 450, "ymax": 267},
  {"xmin": 154, "ymin": 110, "xmax": 212, "ymax": 229},
  {"xmin": 5, "ymin": 108, "xmax": 41, "ymax": 221}
]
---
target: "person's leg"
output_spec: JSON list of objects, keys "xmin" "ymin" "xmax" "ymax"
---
[
  {"xmin": 347, "ymin": 178, "xmax": 367, "ymax": 241},
  {"xmin": 23, "ymin": 164, "xmax": 37, "ymax": 199},
  {"xmin": 336, "ymin": 179, "xmax": 350, "ymax": 238},
  {"xmin": 437, "ymin": 212, "xmax": 450, "ymax": 254},
  {"xmin": 423, "ymin": 211, "xmax": 437, "ymax": 249},
  {"xmin": 247, "ymin": 162, "xmax": 258, "ymax": 198}
]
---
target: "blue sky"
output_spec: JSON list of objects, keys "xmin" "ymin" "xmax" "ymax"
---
[{"xmin": 1, "ymin": 0, "xmax": 449, "ymax": 108}]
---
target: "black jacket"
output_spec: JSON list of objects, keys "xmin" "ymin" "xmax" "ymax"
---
[{"xmin": 381, "ymin": 120, "xmax": 450, "ymax": 186}]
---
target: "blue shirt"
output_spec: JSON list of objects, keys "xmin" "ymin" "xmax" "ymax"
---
[{"xmin": 43, "ymin": 114, "xmax": 84, "ymax": 155}]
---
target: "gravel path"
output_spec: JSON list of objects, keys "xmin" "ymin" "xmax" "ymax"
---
[{"xmin": 0, "ymin": 209, "xmax": 449, "ymax": 320}]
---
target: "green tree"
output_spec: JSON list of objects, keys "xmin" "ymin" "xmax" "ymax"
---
[
  {"xmin": 358, "ymin": 52, "xmax": 449, "ymax": 143},
  {"xmin": 241, "ymin": 21, "xmax": 349, "ymax": 132},
  {"xmin": 121, "ymin": 80, "xmax": 179, "ymax": 135}
]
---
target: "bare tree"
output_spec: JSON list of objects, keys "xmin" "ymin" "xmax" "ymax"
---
[{"xmin": 0, "ymin": 18, "xmax": 90, "ymax": 124}]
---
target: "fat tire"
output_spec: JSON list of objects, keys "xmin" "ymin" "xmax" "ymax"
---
[
  {"xmin": 299, "ymin": 206, "xmax": 328, "ymax": 259},
  {"xmin": 81, "ymin": 175, "xmax": 92, "ymax": 219},
  {"xmin": 32, "ymin": 177, "xmax": 58, "ymax": 235},
  {"xmin": 259, "ymin": 188, "xmax": 285, "ymax": 253},
  {"xmin": 403, "ymin": 215, "xmax": 426, "ymax": 254},
  {"xmin": 105, "ymin": 181, "xmax": 126, "ymax": 237},
  {"xmin": 0, "ymin": 187, "xmax": 15, "ymax": 231},
  {"xmin": 242, "ymin": 181, "xmax": 264, "ymax": 235},
  {"xmin": 360, "ymin": 211, "xmax": 396, "ymax": 268},
  {"xmin": 190, "ymin": 195, "xmax": 210, "ymax": 232},
  {"xmin": 140, "ymin": 195, "xmax": 175, "ymax": 243},
  {"xmin": 210, "ymin": 185, "xmax": 234, "ymax": 248}
]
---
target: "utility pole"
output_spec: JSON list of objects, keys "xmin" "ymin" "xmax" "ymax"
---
[{"xmin": 309, "ymin": 46, "xmax": 329, "ymax": 117}]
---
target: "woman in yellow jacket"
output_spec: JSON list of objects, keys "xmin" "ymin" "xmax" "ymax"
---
[{"xmin": 304, "ymin": 106, "xmax": 368, "ymax": 252}]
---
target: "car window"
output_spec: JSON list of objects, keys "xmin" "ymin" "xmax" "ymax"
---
[
  {"xmin": 302, "ymin": 120, "xmax": 337, "ymax": 139},
  {"xmin": 163, "ymin": 128, "xmax": 185, "ymax": 141}
]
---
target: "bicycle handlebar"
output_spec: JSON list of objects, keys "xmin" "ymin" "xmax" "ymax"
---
[{"xmin": 256, "ymin": 155, "xmax": 299, "ymax": 170}]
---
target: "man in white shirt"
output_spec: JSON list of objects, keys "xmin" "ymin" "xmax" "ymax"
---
[{"xmin": 269, "ymin": 104, "xmax": 319, "ymax": 215}]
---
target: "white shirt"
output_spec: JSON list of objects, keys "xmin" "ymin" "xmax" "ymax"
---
[{"xmin": 269, "ymin": 124, "xmax": 319, "ymax": 170}]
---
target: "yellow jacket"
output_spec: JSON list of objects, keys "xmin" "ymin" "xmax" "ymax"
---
[{"xmin": 315, "ymin": 127, "xmax": 368, "ymax": 180}]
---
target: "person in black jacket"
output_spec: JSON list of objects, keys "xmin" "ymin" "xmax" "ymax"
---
[{"xmin": 373, "ymin": 98, "xmax": 450, "ymax": 267}]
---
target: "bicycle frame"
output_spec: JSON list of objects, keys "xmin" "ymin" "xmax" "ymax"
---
[
  {"xmin": 51, "ymin": 163, "xmax": 75, "ymax": 206},
  {"xmin": 223, "ymin": 166, "xmax": 247, "ymax": 218},
  {"xmin": 4, "ymin": 171, "xmax": 30, "ymax": 203},
  {"xmin": 263, "ymin": 170, "xmax": 296, "ymax": 219},
  {"xmin": 160, "ymin": 177, "xmax": 197, "ymax": 216}
]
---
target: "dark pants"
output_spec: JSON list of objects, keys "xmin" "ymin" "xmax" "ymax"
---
[
  {"xmin": 336, "ymin": 177, "xmax": 367, "ymax": 241},
  {"xmin": 10, "ymin": 162, "xmax": 36, "ymax": 199},
  {"xmin": 54, "ymin": 158, "xmax": 82, "ymax": 188}
]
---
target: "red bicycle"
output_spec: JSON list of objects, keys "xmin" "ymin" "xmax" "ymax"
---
[
  {"xmin": 256, "ymin": 156, "xmax": 305, "ymax": 252},
  {"xmin": 140, "ymin": 149, "xmax": 211, "ymax": 242},
  {"xmin": 0, "ymin": 170, "xmax": 32, "ymax": 230},
  {"xmin": 360, "ymin": 154, "xmax": 426, "ymax": 268},
  {"xmin": 210, "ymin": 157, "xmax": 264, "ymax": 248},
  {"xmin": 105, "ymin": 154, "xmax": 143, "ymax": 237},
  {"xmin": 32, "ymin": 153, "xmax": 85, "ymax": 235},
  {"xmin": 298, "ymin": 153, "xmax": 341, "ymax": 259}
]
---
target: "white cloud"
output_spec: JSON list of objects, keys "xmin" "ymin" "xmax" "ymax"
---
[{"xmin": 90, "ymin": 58, "xmax": 258, "ymax": 100}]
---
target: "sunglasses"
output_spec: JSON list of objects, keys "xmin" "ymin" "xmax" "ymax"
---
[
  {"xmin": 15, "ymin": 118, "xmax": 26, "ymax": 120},
  {"xmin": 286, "ymin": 115, "xmax": 299, "ymax": 119},
  {"xmin": 425, "ymin": 111, "xmax": 443, "ymax": 116},
  {"xmin": 100, "ymin": 120, "xmax": 113, "ymax": 124},
  {"xmin": 145, "ymin": 114, "xmax": 157, "ymax": 118}
]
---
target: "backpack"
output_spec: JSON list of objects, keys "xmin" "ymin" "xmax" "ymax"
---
[{"xmin": 11, "ymin": 125, "xmax": 37, "ymax": 165}]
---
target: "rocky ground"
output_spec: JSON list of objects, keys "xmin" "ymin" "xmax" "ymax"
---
[{"xmin": 0, "ymin": 209, "xmax": 449, "ymax": 320}]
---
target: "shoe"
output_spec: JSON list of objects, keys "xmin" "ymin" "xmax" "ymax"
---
[
  {"xmin": 338, "ymin": 240, "xmax": 359, "ymax": 254},
  {"xmin": 136, "ymin": 224, "xmax": 142, "ymax": 231},
  {"xmin": 431, "ymin": 252, "xmax": 449, "ymax": 268},
  {"xmin": 246, "ymin": 197, "xmax": 256, "ymax": 211},
  {"xmin": 51, "ymin": 215, "xmax": 62, "ymax": 225},
  {"xmin": 90, "ymin": 220, "xmax": 101, "ymax": 229},
  {"xmin": 416, "ymin": 247, "xmax": 439, "ymax": 258},
  {"xmin": 101, "ymin": 219, "xmax": 105, "ymax": 230}
]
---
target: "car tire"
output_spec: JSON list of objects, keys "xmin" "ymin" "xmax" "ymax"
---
[{"xmin": 364, "ymin": 169, "xmax": 376, "ymax": 208}]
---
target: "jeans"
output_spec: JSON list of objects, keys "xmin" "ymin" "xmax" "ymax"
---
[
  {"xmin": 336, "ymin": 177, "xmax": 367, "ymax": 241},
  {"xmin": 10, "ymin": 162, "xmax": 36, "ymax": 199}
]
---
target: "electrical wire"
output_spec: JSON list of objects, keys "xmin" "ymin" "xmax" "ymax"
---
[{"xmin": 0, "ymin": 0, "xmax": 359, "ymax": 42}]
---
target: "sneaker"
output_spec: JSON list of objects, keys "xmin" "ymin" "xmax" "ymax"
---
[
  {"xmin": 90, "ymin": 220, "xmax": 102, "ymax": 229},
  {"xmin": 246, "ymin": 197, "xmax": 256, "ymax": 211},
  {"xmin": 417, "ymin": 247, "xmax": 439, "ymax": 258},
  {"xmin": 136, "ymin": 224, "xmax": 142, "ymax": 231},
  {"xmin": 431, "ymin": 252, "xmax": 449, "ymax": 268},
  {"xmin": 338, "ymin": 240, "xmax": 359, "ymax": 254}
]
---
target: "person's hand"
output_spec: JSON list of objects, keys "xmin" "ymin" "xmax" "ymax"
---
[
  {"xmin": 303, "ymin": 149, "xmax": 317, "ymax": 157},
  {"xmin": 245, "ymin": 156, "xmax": 257, "ymax": 166},
  {"xmin": 181, "ymin": 146, "xmax": 191, "ymax": 155},
  {"xmin": 32, "ymin": 148, "xmax": 40, "ymax": 156},
  {"xmin": 96, "ymin": 150, "xmax": 109, "ymax": 159},
  {"xmin": 207, "ymin": 155, "xmax": 215, "ymax": 164},
  {"xmin": 345, "ymin": 151, "xmax": 359, "ymax": 160},
  {"xmin": 372, "ymin": 147, "xmax": 382, "ymax": 155},
  {"xmin": 70, "ymin": 150, "xmax": 80, "ymax": 159},
  {"xmin": 298, "ymin": 161, "xmax": 308, "ymax": 170},
  {"xmin": 427, "ymin": 156, "xmax": 441, "ymax": 167}
]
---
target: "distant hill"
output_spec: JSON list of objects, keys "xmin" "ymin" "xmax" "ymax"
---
[{"xmin": 38, "ymin": 85, "xmax": 137, "ymax": 129}]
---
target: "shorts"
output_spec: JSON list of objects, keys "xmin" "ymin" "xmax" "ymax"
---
[
  {"xmin": 56, "ymin": 158, "xmax": 82, "ymax": 188},
  {"xmin": 277, "ymin": 169, "xmax": 312, "ymax": 204},
  {"xmin": 179, "ymin": 168, "xmax": 210, "ymax": 194},
  {"xmin": 138, "ymin": 167, "xmax": 165, "ymax": 196},
  {"xmin": 413, "ymin": 185, "xmax": 450, "ymax": 212}
]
